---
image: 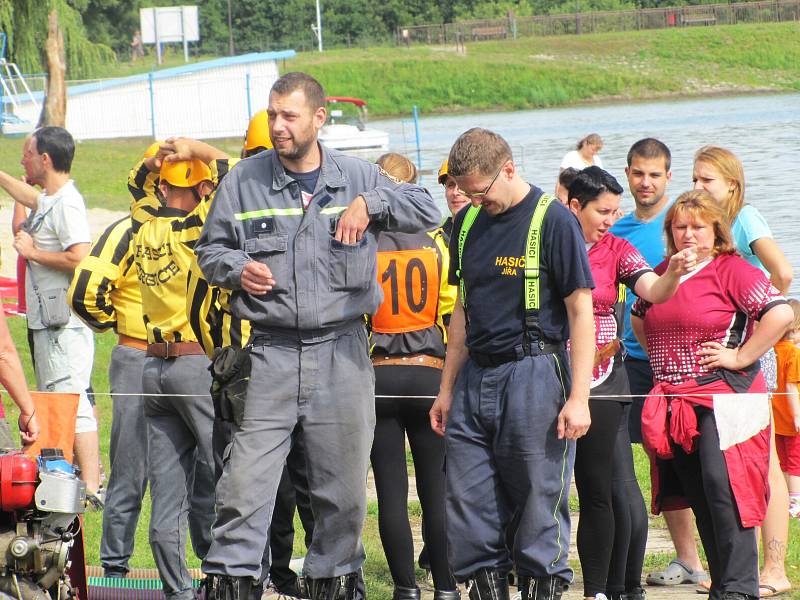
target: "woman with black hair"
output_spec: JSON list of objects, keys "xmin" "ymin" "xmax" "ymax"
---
[{"xmin": 566, "ymin": 167, "xmax": 696, "ymax": 600}]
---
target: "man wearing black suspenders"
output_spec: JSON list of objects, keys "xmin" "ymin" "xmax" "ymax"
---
[{"xmin": 430, "ymin": 128, "xmax": 595, "ymax": 600}]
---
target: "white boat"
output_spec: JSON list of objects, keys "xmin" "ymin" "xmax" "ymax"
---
[{"xmin": 318, "ymin": 96, "xmax": 389, "ymax": 153}]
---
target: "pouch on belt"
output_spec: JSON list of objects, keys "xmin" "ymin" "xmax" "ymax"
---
[{"xmin": 209, "ymin": 345, "xmax": 252, "ymax": 426}]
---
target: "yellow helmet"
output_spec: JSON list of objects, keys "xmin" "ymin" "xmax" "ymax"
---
[
  {"xmin": 244, "ymin": 110, "xmax": 273, "ymax": 152},
  {"xmin": 438, "ymin": 159, "xmax": 449, "ymax": 184},
  {"xmin": 143, "ymin": 141, "xmax": 163, "ymax": 159},
  {"xmin": 159, "ymin": 159, "xmax": 212, "ymax": 188}
]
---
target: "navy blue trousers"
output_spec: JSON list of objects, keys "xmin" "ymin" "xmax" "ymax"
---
[{"xmin": 445, "ymin": 352, "xmax": 575, "ymax": 582}]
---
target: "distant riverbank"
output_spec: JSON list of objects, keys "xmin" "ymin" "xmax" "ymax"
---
[{"xmin": 287, "ymin": 22, "xmax": 800, "ymax": 117}]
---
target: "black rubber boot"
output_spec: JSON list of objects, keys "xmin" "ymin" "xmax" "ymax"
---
[
  {"xmin": 518, "ymin": 575, "xmax": 568, "ymax": 600},
  {"xmin": 306, "ymin": 573, "xmax": 360, "ymax": 600},
  {"xmin": 720, "ymin": 593, "xmax": 756, "ymax": 600},
  {"xmin": 466, "ymin": 568, "xmax": 510, "ymax": 600},
  {"xmin": 273, "ymin": 576, "xmax": 308, "ymax": 599},
  {"xmin": 307, "ymin": 577, "xmax": 341, "ymax": 600},
  {"xmin": 197, "ymin": 576, "xmax": 214, "ymax": 600},
  {"xmin": 392, "ymin": 586, "xmax": 421, "ymax": 600},
  {"xmin": 622, "ymin": 588, "xmax": 646, "ymax": 600},
  {"xmin": 433, "ymin": 590, "xmax": 461, "ymax": 600},
  {"xmin": 207, "ymin": 576, "xmax": 263, "ymax": 600}
]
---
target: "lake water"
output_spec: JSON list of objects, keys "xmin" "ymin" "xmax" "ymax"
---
[{"xmin": 376, "ymin": 92, "xmax": 800, "ymax": 295}]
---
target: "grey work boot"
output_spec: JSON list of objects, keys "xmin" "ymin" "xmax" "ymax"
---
[
  {"xmin": 518, "ymin": 576, "xmax": 568, "ymax": 600},
  {"xmin": 466, "ymin": 569, "xmax": 510, "ymax": 600}
]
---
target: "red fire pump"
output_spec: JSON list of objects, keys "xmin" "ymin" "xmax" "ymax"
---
[{"xmin": 0, "ymin": 449, "xmax": 85, "ymax": 600}]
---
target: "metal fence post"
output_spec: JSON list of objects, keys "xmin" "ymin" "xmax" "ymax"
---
[
  {"xmin": 148, "ymin": 72, "xmax": 156, "ymax": 139},
  {"xmin": 412, "ymin": 105, "xmax": 422, "ymax": 180},
  {"xmin": 246, "ymin": 72, "xmax": 252, "ymax": 119}
]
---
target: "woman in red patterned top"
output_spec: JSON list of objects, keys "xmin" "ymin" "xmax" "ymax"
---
[
  {"xmin": 567, "ymin": 167, "xmax": 696, "ymax": 600},
  {"xmin": 631, "ymin": 190, "xmax": 792, "ymax": 600}
]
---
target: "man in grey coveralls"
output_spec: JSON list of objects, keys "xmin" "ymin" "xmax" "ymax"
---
[{"xmin": 195, "ymin": 72, "xmax": 441, "ymax": 600}]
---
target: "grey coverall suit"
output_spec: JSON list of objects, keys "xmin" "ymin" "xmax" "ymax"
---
[{"xmin": 195, "ymin": 145, "xmax": 440, "ymax": 582}]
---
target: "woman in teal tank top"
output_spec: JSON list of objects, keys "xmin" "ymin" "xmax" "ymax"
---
[{"xmin": 692, "ymin": 145, "xmax": 794, "ymax": 598}]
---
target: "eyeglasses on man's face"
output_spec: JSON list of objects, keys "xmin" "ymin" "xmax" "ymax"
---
[{"xmin": 457, "ymin": 164, "xmax": 505, "ymax": 200}]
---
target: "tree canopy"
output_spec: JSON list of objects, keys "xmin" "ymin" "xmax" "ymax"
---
[{"xmin": 0, "ymin": 0, "xmax": 115, "ymax": 79}]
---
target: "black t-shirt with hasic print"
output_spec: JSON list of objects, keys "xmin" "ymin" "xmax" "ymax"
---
[
  {"xmin": 448, "ymin": 185, "xmax": 594, "ymax": 354},
  {"xmin": 285, "ymin": 167, "xmax": 321, "ymax": 210}
]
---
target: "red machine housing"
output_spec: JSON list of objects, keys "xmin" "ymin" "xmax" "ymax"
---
[{"xmin": 0, "ymin": 451, "xmax": 38, "ymax": 510}]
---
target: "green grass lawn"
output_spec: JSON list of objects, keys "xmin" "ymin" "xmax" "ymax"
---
[
  {"xmin": 81, "ymin": 22, "xmax": 800, "ymax": 119},
  {"xmin": 0, "ymin": 315, "xmax": 400, "ymax": 597},
  {"xmin": 2, "ymin": 315, "xmax": 800, "ymax": 597},
  {"xmin": 286, "ymin": 22, "xmax": 800, "ymax": 116}
]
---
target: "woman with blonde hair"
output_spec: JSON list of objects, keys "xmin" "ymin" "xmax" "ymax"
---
[
  {"xmin": 692, "ymin": 146, "xmax": 792, "ymax": 291},
  {"xmin": 556, "ymin": 134, "xmax": 603, "ymax": 198},
  {"xmin": 377, "ymin": 152, "xmax": 418, "ymax": 184},
  {"xmin": 692, "ymin": 146, "xmax": 794, "ymax": 597},
  {"xmin": 565, "ymin": 134, "xmax": 604, "ymax": 169},
  {"xmin": 371, "ymin": 152, "xmax": 458, "ymax": 600},
  {"xmin": 632, "ymin": 190, "xmax": 792, "ymax": 600}
]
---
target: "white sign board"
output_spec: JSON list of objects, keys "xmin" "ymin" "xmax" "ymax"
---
[{"xmin": 140, "ymin": 6, "xmax": 199, "ymax": 44}]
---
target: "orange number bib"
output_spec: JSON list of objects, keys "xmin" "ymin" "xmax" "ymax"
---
[{"xmin": 372, "ymin": 248, "xmax": 439, "ymax": 334}]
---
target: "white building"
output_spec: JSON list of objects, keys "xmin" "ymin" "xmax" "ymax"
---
[{"xmin": 5, "ymin": 50, "xmax": 295, "ymax": 140}]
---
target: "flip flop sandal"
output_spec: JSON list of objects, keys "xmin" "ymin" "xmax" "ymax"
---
[
  {"xmin": 695, "ymin": 580, "xmax": 711, "ymax": 595},
  {"xmin": 646, "ymin": 558, "xmax": 708, "ymax": 586},
  {"xmin": 759, "ymin": 583, "xmax": 791, "ymax": 598}
]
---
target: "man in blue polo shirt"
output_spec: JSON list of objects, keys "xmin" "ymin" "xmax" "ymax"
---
[
  {"xmin": 430, "ymin": 128, "xmax": 595, "ymax": 600},
  {"xmin": 611, "ymin": 138, "xmax": 671, "ymax": 442},
  {"xmin": 610, "ymin": 138, "xmax": 708, "ymax": 588}
]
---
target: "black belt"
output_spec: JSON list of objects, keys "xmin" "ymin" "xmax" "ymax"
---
[
  {"xmin": 250, "ymin": 321, "xmax": 363, "ymax": 346},
  {"xmin": 469, "ymin": 340, "xmax": 564, "ymax": 368}
]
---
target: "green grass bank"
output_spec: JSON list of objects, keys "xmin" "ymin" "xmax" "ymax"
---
[
  {"xmin": 287, "ymin": 22, "xmax": 800, "ymax": 116},
  {"xmin": 0, "ymin": 22, "xmax": 798, "ymax": 211}
]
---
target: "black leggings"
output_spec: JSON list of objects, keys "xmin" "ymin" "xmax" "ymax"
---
[
  {"xmin": 606, "ymin": 403, "xmax": 648, "ymax": 595},
  {"xmin": 371, "ymin": 365, "xmax": 456, "ymax": 591},
  {"xmin": 575, "ymin": 399, "xmax": 624, "ymax": 596}
]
